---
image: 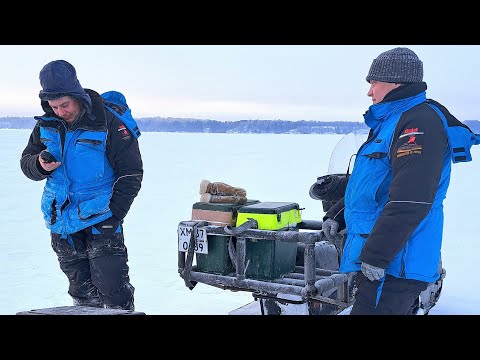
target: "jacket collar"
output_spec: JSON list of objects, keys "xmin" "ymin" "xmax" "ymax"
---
[
  {"xmin": 364, "ymin": 82, "xmax": 428, "ymax": 130},
  {"xmin": 37, "ymin": 89, "xmax": 107, "ymax": 131}
]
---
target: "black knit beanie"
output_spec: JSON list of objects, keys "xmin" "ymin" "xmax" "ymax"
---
[{"xmin": 366, "ymin": 47, "xmax": 423, "ymax": 84}]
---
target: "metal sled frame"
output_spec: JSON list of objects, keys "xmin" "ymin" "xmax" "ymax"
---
[{"xmin": 178, "ymin": 220, "xmax": 355, "ymax": 314}]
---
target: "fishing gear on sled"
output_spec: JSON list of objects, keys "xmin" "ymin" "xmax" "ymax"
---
[{"xmin": 199, "ymin": 179, "xmax": 248, "ymax": 204}]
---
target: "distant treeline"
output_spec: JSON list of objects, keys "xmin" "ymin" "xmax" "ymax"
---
[
  {"xmin": 2, "ymin": 116, "xmax": 480, "ymax": 135},
  {"xmin": 137, "ymin": 118, "xmax": 368, "ymax": 134}
]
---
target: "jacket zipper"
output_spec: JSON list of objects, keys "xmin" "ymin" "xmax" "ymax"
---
[
  {"xmin": 400, "ymin": 247, "xmax": 407, "ymax": 278},
  {"xmin": 59, "ymin": 121, "xmax": 70, "ymax": 215}
]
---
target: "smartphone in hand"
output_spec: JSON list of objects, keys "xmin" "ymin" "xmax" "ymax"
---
[{"xmin": 40, "ymin": 150, "xmax": 57, "ymax": 163}]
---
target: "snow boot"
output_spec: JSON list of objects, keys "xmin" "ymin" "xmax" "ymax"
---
[{"xmin": 72, "ymin": 295, "xmax": 104, "ymax": 308}]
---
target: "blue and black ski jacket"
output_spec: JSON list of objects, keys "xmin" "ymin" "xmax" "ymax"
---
[
  {"xmin": 20, "ymin": 89, "xmax": 143, "ymax": 238},
  {"xmin": 325, "ymin": 82, "xmax": 479, "ymax": 283}
]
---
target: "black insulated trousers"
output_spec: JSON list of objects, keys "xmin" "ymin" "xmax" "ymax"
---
[{"xmin": 51, "ymin": 216, "xmax": 135, "ymax": 310}]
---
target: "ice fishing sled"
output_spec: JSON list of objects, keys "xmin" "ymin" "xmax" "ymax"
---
[{"xmin": 178, "ymin": 130, "xmax": 446, "ymax": 315}]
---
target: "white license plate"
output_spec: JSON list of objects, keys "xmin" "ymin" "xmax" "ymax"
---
[{"xmin": 178, "ymin": 225, "xmax": 208, "ymax": 254}]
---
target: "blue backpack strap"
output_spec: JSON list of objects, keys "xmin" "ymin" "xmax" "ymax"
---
[
  {"xmin": 427, "ymin": 99, "xmax": 480, "ymax": 163},
  {"xmin": 101, "ymin": 91, "xmax": 141, "ymax": 138}
]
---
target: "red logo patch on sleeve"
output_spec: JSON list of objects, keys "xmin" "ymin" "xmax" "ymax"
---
[
  {"xmin": 397, "ymin": 128, "xmax": 424, "ymax": 158},
  {"xmin": 117, "ymin": 125, "xmax": 131, "ymax": 140}
]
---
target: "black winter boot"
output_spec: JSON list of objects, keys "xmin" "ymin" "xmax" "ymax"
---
[{"xmin": 72, "ymin": 295, "xmax": 104, "ymax": 308}]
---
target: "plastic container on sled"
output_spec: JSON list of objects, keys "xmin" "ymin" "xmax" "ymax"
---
[
  {"xmin": 191, "ymin": 200, "xmax": 260, "ymax": 275},
  {"xmin": 236, "ymin": 202, "xmax": 302, "ymax": 280}
]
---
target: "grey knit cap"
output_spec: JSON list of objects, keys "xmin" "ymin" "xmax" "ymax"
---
[{"xmin": 366, "ymin": 47, "xmax": 423, "ymax": 83}]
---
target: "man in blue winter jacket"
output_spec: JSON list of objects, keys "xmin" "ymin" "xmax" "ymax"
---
[
  {"xmin": 20, "ymin": 60, "xmax": 143, "ymax": 310},
  {"xmin": 321, "ymin": 47, "xmax": 479, "ymax": 315}
]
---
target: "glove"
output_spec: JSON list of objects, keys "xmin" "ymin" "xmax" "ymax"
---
[
  {"xmin": 322, "ymin": 218, "xmax": 340, "ymax": 242},
  {"xmin": 199, "ymin": 179, "xmax": 247, "ymax": 197},
  {"xmin": 200, "ymin": 193, "xmax": 247, "ymax": 204},
  {"xmin": 361, "ymin": 262, "xmax": 385, "ymax": 281}
]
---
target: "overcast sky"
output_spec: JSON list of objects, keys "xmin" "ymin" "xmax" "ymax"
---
[{"xmin": 1, "ymin": 45, "xmax": 479, "ymax": 122}]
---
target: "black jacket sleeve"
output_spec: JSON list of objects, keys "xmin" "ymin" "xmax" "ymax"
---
[
  {"xmin": 359, "ymin": 104, "xmax": 448, "ymax": 269},
  {"xmin": 106, "ymin": 115, "xmax": 144, "ymax": 221},
  {"xmin": 20, "ymin": 123, "xmax": 53, "ymax": 181},
  {"xmin": 323, "ymin": 197, "xmax": 346, "ymax": 230}
]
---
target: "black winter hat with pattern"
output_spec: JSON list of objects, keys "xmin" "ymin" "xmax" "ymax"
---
[{"xmin": 366, "ymin": 47, "xmax": 423, "ymax": 84}]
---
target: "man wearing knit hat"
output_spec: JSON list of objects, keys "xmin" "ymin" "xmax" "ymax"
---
[
  {"xmin": 321, "ymin": 47, "xmax": 480, "ymax": 314},
  {"xmin": 20, "ymin": 60, "xmax": 143, "ymax": 311}
]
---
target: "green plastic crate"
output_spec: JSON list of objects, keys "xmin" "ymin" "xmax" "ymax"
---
[
  {"xmin": 193, "ymin": 200, "xmax": 260, "ymax": 275},
  {"xmin": 244, "ymin": 236, "xmax": 298, "ymax": 280},
  {"xmin": 237, "ymin": 202, "xmax": 301, "ymax": 280}
]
